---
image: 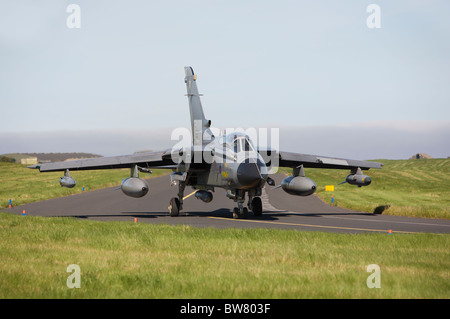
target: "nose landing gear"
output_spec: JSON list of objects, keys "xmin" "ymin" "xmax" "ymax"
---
[
  {"xmin": 230, "ymin": 189, "xmax": 262, "ymax": 219},
  {"xmin": 232, "ymin": 203, "xmax": 249, "ymax": 219}
]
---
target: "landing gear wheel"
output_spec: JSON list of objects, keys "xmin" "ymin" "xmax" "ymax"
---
[
  {"xmin": 242, "ymin": 207, "xmax": 249, "ymax": 219},
  {"xmin": 169, "ymin": 197, "xmax": 180, "ymax": 217},
  {"xmin": 251, "ymin": 197, "xmax": 263, "ymax": 216},
  {"xmin": 232, "ymin": 207, "xmax": 239, "ymax": 219},
  {"xmin": 232, "ymin": 206, "xmax": 248, "ymax": 219}
]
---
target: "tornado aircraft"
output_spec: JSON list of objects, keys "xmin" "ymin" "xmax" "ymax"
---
[{"xmin": 30, "ymin": 67, "xmax": 383, "ymax": 219}]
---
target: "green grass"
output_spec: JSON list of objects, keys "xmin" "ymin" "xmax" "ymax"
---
[
  {"xmin": 281, "ymin": 158, "xmax": 450, "ymax": 219},
  {"xmin": 0, "ymin": 162, "xmax": 168, "ymax": 209},
  {"xmin": 0, "ymin": 213, "xmax": 448, "ymax": 298}
]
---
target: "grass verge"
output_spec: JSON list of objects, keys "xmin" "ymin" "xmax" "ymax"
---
[{"xmin": 0, "ymin": 213, "xmax": 448, "ymax": 298}]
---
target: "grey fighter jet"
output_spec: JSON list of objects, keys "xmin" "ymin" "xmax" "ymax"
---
[{"xmin": 29, "ymin": 67, "xmax": 382, "ymax": 219}]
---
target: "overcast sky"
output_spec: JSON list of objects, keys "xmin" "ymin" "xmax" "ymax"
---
[{"xmin": 1, "ymin": 1, "xmax": 449, "ymax": 159}]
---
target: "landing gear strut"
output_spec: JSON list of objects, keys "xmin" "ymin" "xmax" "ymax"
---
[{"xmin": 231, "ymin": 189, "xmax": 247, "ymax": 219}]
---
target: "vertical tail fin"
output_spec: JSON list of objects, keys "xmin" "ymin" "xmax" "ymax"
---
[{"xmin": 184, "ymin": 66, "xmax": 211, "ymax": 145}]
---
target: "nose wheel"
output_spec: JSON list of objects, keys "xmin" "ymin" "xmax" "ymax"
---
[{"xmin": 232, "ymin": 200, "xmax": 248, "ymax": 219}]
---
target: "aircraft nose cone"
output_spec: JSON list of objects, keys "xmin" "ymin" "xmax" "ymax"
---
[
  {"xmin": 237, "ymin": 161, "xmax": 262, "ymax": 187},
  {"xmin": 364, "ymin": 176, "xmax": 372, "ymax": 185}
]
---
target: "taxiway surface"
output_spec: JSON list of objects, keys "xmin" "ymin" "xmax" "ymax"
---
[{"xmin": 6, "ymin": 174, "xmax": 450, "ymax": 234}]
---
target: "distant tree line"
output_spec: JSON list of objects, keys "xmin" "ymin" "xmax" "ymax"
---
[
  {"xmin": 0, "ymin": 153, "xmax": 102, "ymax": 163},
  {"xmin": 0, "ymin": 156, "xmax": 16, "ymax": 163}
]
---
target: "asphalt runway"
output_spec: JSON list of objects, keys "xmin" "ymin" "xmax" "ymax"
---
[{"xmin": 6, "ymin": 174, "xmax": 450, "ymax": 234}]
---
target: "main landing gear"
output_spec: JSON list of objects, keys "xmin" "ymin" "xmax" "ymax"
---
[
  {"xmin": 168, "ymin": 181, "xmax": 185, "ymax": 217},
  {"xmin": 251, "ymin": 197, "xmax": 263, "ymax": 217}
]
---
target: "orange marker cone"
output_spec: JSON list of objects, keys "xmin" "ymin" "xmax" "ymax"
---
[
  {"xmin": 388, "ymin": 229, "xmax": 392, "ymax": 235},
  {"xmin": 22, "ymin": 210, "xmax": 26, "ymax": 216},
  {"xmin": 134, "ymin": 218, "xmax": 137, "ymax": 223}
]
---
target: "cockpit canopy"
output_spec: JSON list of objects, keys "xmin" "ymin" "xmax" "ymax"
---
[{"xmin": 221, "ymin": 132, "xmax": 256, "ymax": 153}]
